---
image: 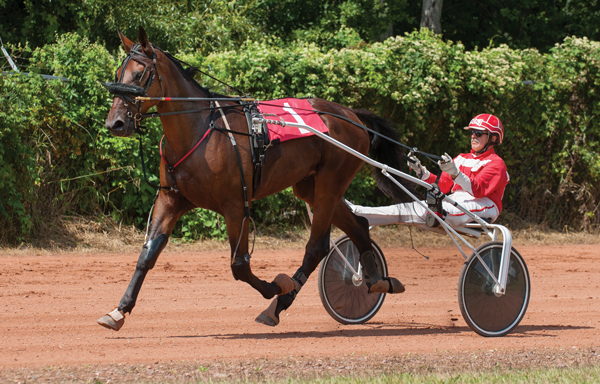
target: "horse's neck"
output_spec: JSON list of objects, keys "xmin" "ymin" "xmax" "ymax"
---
[{"xmin": 157, "ymin": 79, "xmax": 212, "ymax": 155}]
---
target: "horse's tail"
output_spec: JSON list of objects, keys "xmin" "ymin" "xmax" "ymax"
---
[{"xmin": 352, "ymin": 109, "xmax": 417, "ymax": 203}]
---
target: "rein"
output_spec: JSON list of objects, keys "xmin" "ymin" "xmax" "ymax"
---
[
  {"xmin": 257, "ymin": 102, "xmax": 443, "ymax": 164},
  {"xmin": 133, "ymin": 96, "xmax": 442, "ymax": 164},
  {"xmin": 107, "ymin": 43, "xmax": 441, "ymax": 207}
]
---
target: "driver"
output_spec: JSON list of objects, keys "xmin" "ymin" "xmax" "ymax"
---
[{"xmin": 348, "ymin": 113, "xmax": 509, "ymax": 228}]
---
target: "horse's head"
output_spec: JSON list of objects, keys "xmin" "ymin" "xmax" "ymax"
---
[{"xmin": 105, "ymin": 27, "xmax": 165, "ymax": 137}]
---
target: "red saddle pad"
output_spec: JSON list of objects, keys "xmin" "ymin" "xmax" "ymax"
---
[{"xmin": 257, "ymin": 98, "xmax": 330, "ymax": 143}]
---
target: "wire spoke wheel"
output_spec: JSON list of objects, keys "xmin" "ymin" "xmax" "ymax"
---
[
  {"xmin": 458, "ymin": 241, "xmax": 530, "ymax": 337},
  {"xmin": 318, "ymin": 236, "xmax": 387, "ymax": 325}
]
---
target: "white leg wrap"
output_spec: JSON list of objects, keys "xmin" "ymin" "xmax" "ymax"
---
[{"xmin": 108, "ymin": 308, "xmax": 124, "ymax": 321}]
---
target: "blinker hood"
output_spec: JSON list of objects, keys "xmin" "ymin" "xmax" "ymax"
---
[{"xmin": 108, "ymin": 83, "xmax": 146, "ymax": 97}]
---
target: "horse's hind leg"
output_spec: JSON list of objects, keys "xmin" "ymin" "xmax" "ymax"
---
[
  {"xmin": 97, "ymin": 191, "xmax": 193, "ymax": 331},
  {"xmin": 294, "ymin": 181, "xmax": 404, "ymax": 295},
  {"xmin": 331, "ymin": 200, "xmax": 405, "ymax": 294},
  {"xmin": 256, "ymin": 181, "xmax": 405, "ymax": 326}
]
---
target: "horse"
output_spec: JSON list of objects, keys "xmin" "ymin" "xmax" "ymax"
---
[{"xmin": 98, "ymin": 26, "xmax": 413, "ymax": 331}]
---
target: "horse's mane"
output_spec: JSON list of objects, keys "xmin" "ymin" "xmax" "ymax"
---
[{"xmin": 158, "ymin": 48, "xmax": 231, "ymax": 99}]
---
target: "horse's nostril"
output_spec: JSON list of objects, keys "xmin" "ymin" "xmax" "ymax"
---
[{"xmin": 112, "ymin": 120, "xmax": 125, "ymax": 130}]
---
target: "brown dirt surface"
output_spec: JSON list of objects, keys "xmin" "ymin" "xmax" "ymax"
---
[{"xmin": 1, "ymin": 241, "xmax": 600, "ymax": 381}]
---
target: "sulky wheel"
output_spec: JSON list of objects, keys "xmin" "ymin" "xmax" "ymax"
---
[
  {"xmin": 318, "ymin": 235, "xmax": 387, "ymax": 325},
  {"xmin": 458, "ymin": 241, "xmax": 530, "ymax": 337}
]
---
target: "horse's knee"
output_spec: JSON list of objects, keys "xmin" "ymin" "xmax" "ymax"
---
[
  {"xmin": 136, "ymin": 234, "xmax": 168, "ymax": 270},
  {"xmin": 231, "ymin": 253, "xmax": 251, "ymax": 281}
]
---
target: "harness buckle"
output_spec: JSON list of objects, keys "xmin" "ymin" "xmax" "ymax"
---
[{"xmin": 166, "ymin": 166, "xmax": 180, "ymax": 193}]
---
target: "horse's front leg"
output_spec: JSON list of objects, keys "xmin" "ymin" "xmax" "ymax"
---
[
  {"xmin": 224, "ymin": 209, "xmax": 289, "ymax": 300},
  {"xmin": 97, "ymin": 190, "xmax": 193, "ymax": 331}
]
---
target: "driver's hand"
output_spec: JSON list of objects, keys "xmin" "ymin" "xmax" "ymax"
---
[
  {"xmin": 438, "ymin": 153, "xmax": 460, "ymax": 178},
  {"xmin": 407, "ymin": 153, "xmax": 430, "ymax": 180}
]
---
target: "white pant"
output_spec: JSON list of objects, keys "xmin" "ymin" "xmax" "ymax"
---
[{"xmin": 348, "ymin": 191, "xmax": 499, "ymax": 228}]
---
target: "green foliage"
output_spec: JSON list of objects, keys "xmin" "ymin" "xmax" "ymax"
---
[
  {"xmin": 0, "ymin": 0, "xmax": 93, "ymax": 49},
  {"xmin": 3, "ymin": 0, "xmax": 600, "ymax": 58},
  {"xmin": 251, "ymin": 0, "xmax": 413, "ymax": 46},
  {"xmin": 0, "ymin": 34, "xmax": 223, "ymax": 243},
  {"xmin": 440, "ymin": 0, "xmax": 600, "ymax": 52},
  {"xmin": 2, "ymin": 30, "xmax": 600, "ymax": 244},
  {"xmin": 199, "ymin": 30, "xmax": 600, "ymax": 229},
  {"xmin": 84, "ymin": 0, "xmax": 264, "ymax": 56},
  {"xmin": 174, "ymin": 209, "xmax": 227, "ymax": 241},
  {"xmin": 0, "ymin": 0, "xmax": 264, "ymax": 57}
]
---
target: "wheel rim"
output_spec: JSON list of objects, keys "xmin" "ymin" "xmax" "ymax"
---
[
  {"xmin": 462, "ymin": 245, "xmax": 529, "ymax": 335},
  {"xmin": 321, "ymin": 239, "xmax": 385, "ymax": 322}
]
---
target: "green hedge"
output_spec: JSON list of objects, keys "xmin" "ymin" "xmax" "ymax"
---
[
  {"xmin": 1, "ymin": 30, "xmax": 599, "ymax": 243},
  {"xmin": 196, "ymin": 30, "xmax": 600, "ymax": 230}
]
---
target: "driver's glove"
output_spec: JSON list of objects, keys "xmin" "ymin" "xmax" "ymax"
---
[
  {"xmin": 407, "ymin": 154, "xmax": 430, "ymax": 180},
  {"xmin": 438, "ymin": 153, "xmax": 460, "ymax": 179}
]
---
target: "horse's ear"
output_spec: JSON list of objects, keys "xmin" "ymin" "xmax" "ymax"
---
[
  {"xmin": 118, "ymin": 30, "xmax": 134, "ymax": 54},
  {"xmin": 138, "ymin": 26, "xmax": 153, "ymax": 58}
]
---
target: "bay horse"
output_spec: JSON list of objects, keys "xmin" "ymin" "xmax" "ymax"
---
[{"xmin": 98, "ymin": 27, "xmax": 412, "ymax": 331}]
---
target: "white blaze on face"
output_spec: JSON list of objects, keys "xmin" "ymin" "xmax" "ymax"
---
[{"xmin": 283, "ymin": 102, "xmax": 310, "ymax": 134}]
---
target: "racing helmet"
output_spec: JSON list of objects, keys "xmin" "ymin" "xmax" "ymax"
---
[{"xmin": 464, "ymin": 113, "xmax": 504, "ymax": 143}]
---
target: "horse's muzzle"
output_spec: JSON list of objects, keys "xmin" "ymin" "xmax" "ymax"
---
[{"xmin": 106, "ymin": 116, "xmax": 135, "ymax": 137}]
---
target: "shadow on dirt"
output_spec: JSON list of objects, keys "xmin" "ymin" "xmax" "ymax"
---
[{"xmin": 105, "ymin": 324, "xmax": 591, "ymax": 340}]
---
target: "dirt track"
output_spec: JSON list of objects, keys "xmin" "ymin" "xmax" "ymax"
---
[{"xmin": 1, "ymin": 244, "xmax": 599, "ymax": 372}]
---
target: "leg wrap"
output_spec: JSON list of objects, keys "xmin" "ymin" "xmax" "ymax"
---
[
  {"xmin": 272, "ymin": 268, "xmax": 308, "ymax": 318},
  {"xmin": 292, "ymin": 269, "xmax": 308, "ymax": 293},
  {"xmin": 136, "ymin": 234, "xmax": 168, "ymax": 270},
  {"xmin": 360, "ymin": 250, "xmax": 383, "ymax": 283},
  {"xmin": 275, "ymin": 291, "xmax": 296, "ymax": 315},
  {"xmin": 231, "ymin": 253, "xmax": 251, "ymax": 281}
]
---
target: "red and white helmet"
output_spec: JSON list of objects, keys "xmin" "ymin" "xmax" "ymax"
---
[{"xmin": 464, "ymin": 113, "xmax": 504, "ymax": 143}]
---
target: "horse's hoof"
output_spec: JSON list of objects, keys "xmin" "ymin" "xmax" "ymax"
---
[
  {"xmin": 273, "ymin": 273, "xmax": 297, "ymax": 295},
  {"xmin": 255, "ymin": 298, "xmax": 279, "ymax": 327},
  {"xmin": 368, "ymin": 277, "xmax": 405, "ymax": 294},
  {"xmin": 97, "ymin": 308, "xmax": 125, "ymax": 331}
]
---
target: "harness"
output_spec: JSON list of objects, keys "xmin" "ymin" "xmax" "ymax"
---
[
  {"xmin": 108, "ymin": 43, "xmax": 274, "ymax": 263},
  {"xmin": 106, "ymin": 43, "xmax": 446, "ymax": 252},
  {"xmin": 107, "ymin": 43, "xmax": 265, "ymax": 203}
]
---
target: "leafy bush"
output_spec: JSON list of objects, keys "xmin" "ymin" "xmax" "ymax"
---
[
  {"xmin": 194, "ymin": 29, "xmax": 600, "ymax": 230},
  {"xmin": 2, "ymin": 30, "xmax": 599, "ymax": 245}
]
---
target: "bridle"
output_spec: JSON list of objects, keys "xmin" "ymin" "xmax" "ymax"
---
[{"xmin": 108, "ymin": 42, "xmax": 164, "ymax": 134}]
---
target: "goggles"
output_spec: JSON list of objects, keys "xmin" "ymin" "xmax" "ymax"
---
[{"xmin": 470, "ymin": 130, "xmax": 488, "ymax": 138}]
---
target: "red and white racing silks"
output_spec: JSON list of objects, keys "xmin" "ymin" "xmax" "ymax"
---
[
  {"xmin": 423, "ymin": 147, "xmax": 509, "ymax": 214},
  {"xmin": 348, "ymin": 147, "xmax": 509, "ymax": 228}
]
